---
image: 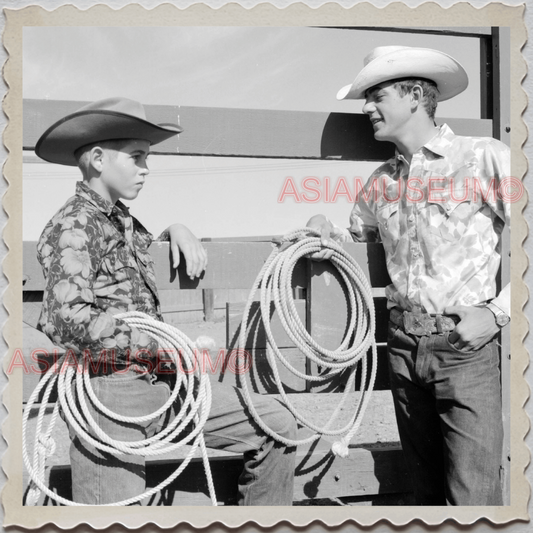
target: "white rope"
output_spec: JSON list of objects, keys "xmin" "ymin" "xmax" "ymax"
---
[
  {"xmin": 24, "ymin": 230, "xmax": 377, "ymax": 505},
  {"xmin": 237, "ymin": 228, "xmax": 378, "ymax": 457},
  {"xmin": 23, "ymin": 313, "xmax": 217, "ymax": 506}
]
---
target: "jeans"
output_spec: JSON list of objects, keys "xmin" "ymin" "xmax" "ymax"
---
[
  {"xmin": 68, "ymin": 371, "xmax": 297, "ymax": 505},
  {"xmin": 387, "ymin": 321, "xmax": 503, "ymax": 505}
]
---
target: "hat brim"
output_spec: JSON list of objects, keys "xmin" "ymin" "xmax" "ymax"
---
[
  {"xmin": 337, "ymin": 48, "xmax": 468, "ymax": 102},
  {"xmin": 35, "ymin": 110, "xmax": 182, "ymax": 166}
]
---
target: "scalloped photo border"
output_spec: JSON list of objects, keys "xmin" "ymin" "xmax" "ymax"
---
[{"xmin": 1, "ymin": 2, "xmax": 529, "ymax": 529}]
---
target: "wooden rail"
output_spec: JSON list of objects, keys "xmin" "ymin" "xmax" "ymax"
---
[
  {"xmin": 23, "ymin": 239, "xmax": 418, "ymax": 505},
  {"xmin": 21, "ymin": 26, "xmax": 510, "ymax": 503}
]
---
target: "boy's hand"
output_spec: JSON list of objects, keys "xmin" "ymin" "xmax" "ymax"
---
[
  {"xmin": 305, "ymin": 214, "xmax": 335, "ymax": 261},
  {"xmin": 166, "ymin": 224, "xmax": 207, "ymax": 279}
]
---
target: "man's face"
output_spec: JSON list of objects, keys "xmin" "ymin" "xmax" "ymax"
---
[
  {"xmin": 362, "ymin": 81, "xmax": 412, "ymax": 143},
  {"xmin": 99, "ymin": 139, "xmax": 150, "ymax": 204}
]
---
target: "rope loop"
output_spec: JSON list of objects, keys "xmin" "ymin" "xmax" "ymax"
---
[
  {"xmin": 23, "ymin": 229, "xmax": 377, "ymax": 505},
  {"xmin": 23, "ymin": 314, "xmax": 217, "ymax": 506},
  {"xmin": 237, "ymin": 229, "xmax": 378, "ymax": 453}
]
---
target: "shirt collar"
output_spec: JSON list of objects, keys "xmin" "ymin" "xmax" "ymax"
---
[
  {"xmin": 75, "ymin": 181, "xmax": 130, "ymax": 217},
  {"xmin": 395, "ymin": 123, "xmax": 455, "ymax": 163},
  {"xmin": 422, "ymin": 123, "xmax": 455, "ymax": 157}
]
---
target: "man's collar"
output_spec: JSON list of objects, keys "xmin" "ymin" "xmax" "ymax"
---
[
  {"xmin": 422, "ymin": 123, "xmax": 455, "ymax": 157},
  {"xmin": 75, "ymin": 181, "xmax": 130, "ymax": 216},
  {"xmin": 395, "ymin": 123, "xmax": 455, "ymax": 162}
]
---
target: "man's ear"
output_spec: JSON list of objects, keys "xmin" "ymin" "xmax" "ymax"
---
[
  {"xmin": 88, "ymin": 146, "xmax": 105, "ymax": 173},
  {"xmin": 410, "ymin": 85, "xmax": 424, "ymax": 111}
]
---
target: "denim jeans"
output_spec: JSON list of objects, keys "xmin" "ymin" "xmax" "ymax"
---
[
  {"xmin": 387, "ymin": 321, "xmax": 503, "ymax": 505},
  {"xmin": 68, "ymin": 371, "xmax": 297, "ymax": 505}
]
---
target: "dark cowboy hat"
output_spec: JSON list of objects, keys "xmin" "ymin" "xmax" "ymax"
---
[{"xmin": 35, "ymin": 97, "xmax": 182, "ymax": 166}]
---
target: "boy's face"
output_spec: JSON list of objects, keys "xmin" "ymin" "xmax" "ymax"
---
[
  {"xmin": 362, "ymin": 81, "xmax": 412, "ymax": 144},
  {"xmin": 99, "ymin": 139, "xmax": 150, "ymax": 204}
]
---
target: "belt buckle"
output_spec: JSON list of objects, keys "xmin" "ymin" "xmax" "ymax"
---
[{"xmin": 403, "ymin": 310, "xmax": 433, "ymax": 336}]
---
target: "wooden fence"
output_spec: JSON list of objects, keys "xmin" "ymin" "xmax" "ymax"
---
[{"xmin": 21, "ymin": 26, "xmax": 511, "ymax": 505}]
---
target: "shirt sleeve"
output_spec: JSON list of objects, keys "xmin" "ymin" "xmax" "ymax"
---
[
  {"xmin": 481, "ymin": 140, "xmax": 511, "ymax": 316},
  {"xmin": 37, "ymin": 216, "xmax": 159, "ymax": 365},
  {"xmin": 347, "ymin": 174, "xmax": 382, "ymax": 242},
  {"xmin": 481, "ymin": 139, "xmax": 512, "ymax": 226}
]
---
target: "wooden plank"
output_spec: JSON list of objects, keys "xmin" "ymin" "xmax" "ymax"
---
[
  {"xmin": 202, "ymin": 289, "xmax": 215, "ymax": 321},
  {"xmin": 492, "ymin": 27, "xmax": 511, "ymax": 146},
  {"xmin": 308, "ymin": 260, "xmax": 390, "ymax": 352},
  {"xmin": 29, "ymin": 433, "xmax": 410, "ymax": 505},
  {"xmin": 151, "ymin": 242, "xmax": 309, "ymax": 291},
  {"xmin": 307, "ymin": 344, "xmax": 389, "ymax": 393},
  {"xmin": 147, "ymin": 441, "xmax": 411, "ymax": 504},
  {"xmin": 226, "ymin": 300, "xmax": 306, "ymax": 350},
  {"xmin": 340, "ymin": 26, "xmax": 492, "ymax": 37},
  {"xmin": 23, "ymin": 241, "xmax": 388, "ymax": 291},
  {"xmin": 216, "ymin": 348, "xmax": 307, "ymax": 394},
  {"xmin": 24, "ymin": 99, "xmax": 492, "ymax": 161}
]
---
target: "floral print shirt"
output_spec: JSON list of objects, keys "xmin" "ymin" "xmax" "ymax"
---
[
  {"xmin": 337, "ymin": 124, "xmax": 511, "ymax": 315},
  {"xmin": 37, "ymin": 181, "xmax": 162, "ymax": 364}
]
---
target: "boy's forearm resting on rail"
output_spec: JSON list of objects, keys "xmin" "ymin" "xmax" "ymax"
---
[{"xmin": 157, "ymin": 223, "xmax": 207, "ymax": 279}]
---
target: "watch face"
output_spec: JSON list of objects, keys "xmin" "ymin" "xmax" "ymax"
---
[{"xmin": 497, "ymin": 314, "xmax": 510, "ymax": 327}]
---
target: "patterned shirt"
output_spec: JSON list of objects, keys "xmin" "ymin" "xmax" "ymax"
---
[
  {"xmin": 37, "ymin": 181, "xmax": 162, "ymax": 364},
  {"xmin": 338, "ymin": 124, "xmax": 510, "ymax": 315}
]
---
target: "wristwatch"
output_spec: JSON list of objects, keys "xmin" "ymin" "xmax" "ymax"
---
[{"xmin": 486, "ymin": 302, "xmax": 510, "ymax": 328}]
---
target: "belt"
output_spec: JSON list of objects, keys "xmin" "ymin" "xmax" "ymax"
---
[{"xmin": 390, "ymin": 308, "xmax": 459, "ymax": 336}]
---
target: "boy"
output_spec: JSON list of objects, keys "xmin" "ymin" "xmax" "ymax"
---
[
  {"xmin": 35, "ymin": 97, "xmax": 297, "ymax": 505},
  {"xmin": 307, "ymin": 46, "xmax": 510, "ymax": 505}
]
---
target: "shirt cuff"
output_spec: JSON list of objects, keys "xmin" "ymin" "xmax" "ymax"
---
[
  {"xmin": 329, "ymin": 222, "xmax": 353, "ymax": 243},
  {"xmin": 490, "ymin": 283, "xmax": 511, "ymax": 318},
  {"xmin": 156, "ymin": 229, "xmax": 170, "ymax": 242}
]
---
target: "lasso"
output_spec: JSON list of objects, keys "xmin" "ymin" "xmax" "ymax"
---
[
  {"xmin": 23, "ymin": 229, "xmax": 377, "ymax": 505},
  {"xmin": 236, "ymin": 228, "xmax": 377, "ymax": 457},
  {"xmin": 23, "ymin": 313, "xmax": 216, "ymax": 506}
]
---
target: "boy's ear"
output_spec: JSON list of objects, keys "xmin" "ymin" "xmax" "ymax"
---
[{"xmin": 89, "ymin": 146, "xmax": 105, "ymax": 172}]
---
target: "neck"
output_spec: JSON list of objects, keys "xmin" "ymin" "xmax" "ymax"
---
[
  {"xmin": 84, "ymin": 176, "xmax": 117, "ymax": 205},
  {"xmin": 395, "ymin": 120, "xmax": 439, "ymax": 163}
]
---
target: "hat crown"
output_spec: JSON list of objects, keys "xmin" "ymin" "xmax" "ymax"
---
[
  {"xmin": 77, "ymin": 97, "xmax": 148, "ymax": 121},
  {"xmin": 363, "ymin": 46, "xmax": 411, "ymax": 66}
]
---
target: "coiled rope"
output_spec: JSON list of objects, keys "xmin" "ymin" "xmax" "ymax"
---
[
  {"xmin": 23, "ymin": 312, "xmax": 217, "ymax": 506},
  {"xmin": 237, "ymin": 228, "xmax": 377, "ymax": 457},
  {"xmin": 23, "ymin": 229, "xmax": 377, "ymax": 505}
]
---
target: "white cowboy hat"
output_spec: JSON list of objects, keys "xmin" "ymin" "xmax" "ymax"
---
[
  {"xmin": 35, "ymin": 97, "xmax": 182, "ymax": 166},
  {"xmin": 336, "ymin": 46, "xmax": 469, "ymax": 102}
]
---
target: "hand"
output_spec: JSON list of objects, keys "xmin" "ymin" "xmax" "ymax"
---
[
  {"xmin": 166, "ymin": 224, "xmax": 207, "ymax": 279},
  {"xmin": 445, "ymin": 305, "xmax": 500, "ymax": 352},
  {"xmin": 305, "ymin": 214, "xmax": 335, "ymax": 261}
]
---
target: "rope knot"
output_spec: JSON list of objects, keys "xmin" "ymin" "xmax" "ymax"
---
[
  {"xmin": 195, "ymin": 336, "xmax": 217, "ymax": 351},
  {"xmin": 331, "ymin": 438, "xmax": 350, "ymax": 458},
  {"xmin": 36, "ymin": 434, "xmax": 56, "ymax": 457}
]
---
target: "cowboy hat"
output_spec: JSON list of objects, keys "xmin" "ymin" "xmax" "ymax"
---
[
  {"xmin": 336, "ymin": 46, "xmax": 469, "ymax": 102},
  {"xmin": 35, "ymin": 97, "xmax": 182, "ymax": 166}
]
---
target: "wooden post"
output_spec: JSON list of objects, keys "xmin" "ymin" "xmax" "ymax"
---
[{"xmin": 202, "ymin": 289, "xmax": 215, "ymax": 322}]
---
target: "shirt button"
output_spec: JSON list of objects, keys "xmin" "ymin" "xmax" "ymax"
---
[{"xmin": 408, "ymin": 215, "xmax": 415, "ymax": 223}]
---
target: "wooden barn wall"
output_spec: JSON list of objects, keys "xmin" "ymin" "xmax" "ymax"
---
[{"xmin": 23, "ymin": 99, "xmax": 493, "ymax": 162}]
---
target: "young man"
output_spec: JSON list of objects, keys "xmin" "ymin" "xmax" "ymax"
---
[
  {"xmin": 35, "ymin": 97, "xmax": 297, "ymax": 505},
  {"xmin": 307, "ymin": 46, "xmax": 510, "ymax": 505}
]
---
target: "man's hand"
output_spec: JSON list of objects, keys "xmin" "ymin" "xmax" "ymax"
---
[
  {"xmin": 305, "ymin": 214, "xmax": 336, "ymax": 261},
  {"xmin": 445, "ymin": 305, "xmax": 500, "ymax": 352},
  {"xmin": 166, "ymin": 223, "xmax": 207, "ymax": 279}
]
